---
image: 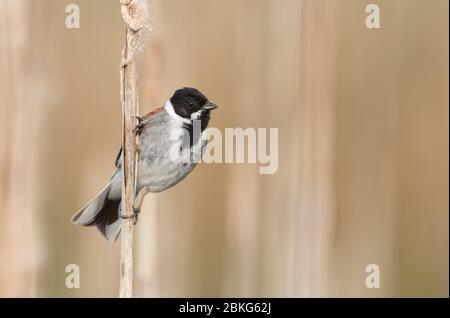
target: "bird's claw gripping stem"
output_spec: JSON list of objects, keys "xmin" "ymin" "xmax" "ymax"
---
[
  {"xmin": 133, "ymin": 116, "xmax": 144, "ymax": 135},
  {"xmin": 119, "ymin": 187, "xmax": 151, "ymax": 225},
  {"xmin": 120, "ymin": 208, "xmax": 141, "ymax": 225}
]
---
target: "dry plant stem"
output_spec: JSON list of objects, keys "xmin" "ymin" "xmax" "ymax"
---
[
  {"xmin": 119, "ymin": 28, "xmax": 138, "ymax": 298},
  {"xmin": 119, "ymin": 0, "xmax": 150, "ymax": 298}
]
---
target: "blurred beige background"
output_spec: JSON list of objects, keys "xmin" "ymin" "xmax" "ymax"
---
[{"xmin": 0, "ymin": 0, "xmax": 448, "ymax": 297}]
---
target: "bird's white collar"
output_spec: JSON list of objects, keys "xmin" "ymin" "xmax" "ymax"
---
[{"xmin": 165, "ymin": 100, "xmax": 190, "ymax": 124}]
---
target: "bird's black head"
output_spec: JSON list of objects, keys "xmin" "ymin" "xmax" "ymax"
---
[{"xmin": 170, "ymin": 87, "xmax": 218, "ymax": 119}]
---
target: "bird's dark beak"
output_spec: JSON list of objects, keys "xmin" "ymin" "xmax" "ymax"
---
[{"xmin": 204, "ymin": 102, "xmax": 218, "ymax": 110}]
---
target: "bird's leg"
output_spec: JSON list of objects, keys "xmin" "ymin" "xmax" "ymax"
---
[
  {"xmin": 119, "ymin": 187, "xmax": 149, "ymax": 225},
  {"xmin": 134, "ymin": 115, "xmax": 143, "ymax": 155},
  {"xmin": 135, "ymin": 137, "xmax": 141, "ymax": 156},
  {"xmin": 133, "ymin": 115, "xmax": 144, "ymax": 136},
  {"xmin": 129, "ymin": 186, "xmax": 151, "ymax": 224}
]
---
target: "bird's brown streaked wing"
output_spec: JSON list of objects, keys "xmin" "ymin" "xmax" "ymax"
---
[
  {"xmin": 134, "ymin": 107, "xmax": 164, "ymax": 135},
  {"xmin": 142, "ymin": 106, "xmax": 164, "ymax": 120}
]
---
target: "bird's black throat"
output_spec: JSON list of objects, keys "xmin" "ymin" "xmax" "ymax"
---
[{"xmin": 182, "ymin": 110, "xmax": 211, "ymax": 147}]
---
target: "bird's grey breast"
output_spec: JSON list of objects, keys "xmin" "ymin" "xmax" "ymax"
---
[{"xmin": 136, "ymin": 111, "xmax": 206, "ymax": 192}]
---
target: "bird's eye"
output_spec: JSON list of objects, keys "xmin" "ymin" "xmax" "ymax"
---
[{"xmin": 189, "ymin": 102, "xmax": 195, "ymax": 108}]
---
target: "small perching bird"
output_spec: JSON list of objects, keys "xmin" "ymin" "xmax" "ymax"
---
[{"xmin": 72, "ymin": 87, "xmax": 218, "ymax": 240}]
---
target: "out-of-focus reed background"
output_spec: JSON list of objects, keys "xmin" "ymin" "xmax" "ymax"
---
[{"xmin": 0, "ymin": 0, "xmax": 448, "ymax": 297}]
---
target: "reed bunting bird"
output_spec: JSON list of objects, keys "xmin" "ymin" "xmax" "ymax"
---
[{"xmin": 72, "ymin": 87, "xmax": 218, "ymax": 241}]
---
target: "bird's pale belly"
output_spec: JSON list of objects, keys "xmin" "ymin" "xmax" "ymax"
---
[
  {"xmin": 107, "ymin": 151, "xmax": 200, "ymax": 200},
  {"xmin": 135, "ymin": 128, "xmax": 208, "ymax": 193},
  {"xmin": 136, "ymin": 158, "xmax": 198, "ymax": 193}
]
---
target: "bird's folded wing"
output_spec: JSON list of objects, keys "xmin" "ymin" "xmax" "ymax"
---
[{"xmin": 114, "ymin": 106, "xmax": 164, "ymax": 167}]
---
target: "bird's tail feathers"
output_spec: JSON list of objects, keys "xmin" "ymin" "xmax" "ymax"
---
[{"xmin": 71, "ymin": 181, "xmax": 122, "ymax": 241}]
